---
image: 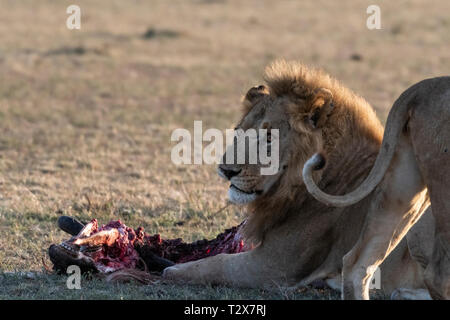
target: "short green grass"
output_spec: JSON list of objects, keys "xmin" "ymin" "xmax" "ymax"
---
[
  {"xmin": 0, "ymin": 272, "xmax": 343, "ymax": 300},
  {"xmin": 0, "ymin": 0, "xmax": 448, "ymax": 299}
]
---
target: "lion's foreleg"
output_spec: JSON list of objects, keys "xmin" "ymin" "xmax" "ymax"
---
[
  {"xmin": 424, "ymin": 232, "xmax": 450, "ymax": 299},
  {"xmin": 162, "ymin": 250, "xmax": 271, "ymax": 287},
  {"xmin": 342, "ymin": 190, "xmax": 429, "ymax": 299}
]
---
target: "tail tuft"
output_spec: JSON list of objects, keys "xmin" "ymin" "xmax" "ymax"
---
[{"xmin": 313, "ymin": 153, "xmax": 326, "ymax": 170}]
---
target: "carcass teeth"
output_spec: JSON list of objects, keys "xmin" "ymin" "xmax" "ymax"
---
[{"xmin": 60, "ymin": 242, "xmax": 78, "ymax": 252}]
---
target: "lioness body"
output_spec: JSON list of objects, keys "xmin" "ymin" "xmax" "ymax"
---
[
  {"xmin": 163, "ymin": 62, "xmax": 440, "ymax": 298},
  {"xmin": 303, "ymin": 77, "xmax": 450, "ymax": 299}
]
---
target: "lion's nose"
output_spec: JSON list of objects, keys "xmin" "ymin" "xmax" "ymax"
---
[{"xmin": 219, "ymin": 166, "xmax": 241, "ymax": 180}]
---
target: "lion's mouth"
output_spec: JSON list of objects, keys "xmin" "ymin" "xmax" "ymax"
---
[
  {"xmin": 230, "ymin": 184, "xmax": 253, "ymax": 194},
  {"xmin": 228, "ymin": 184, "xmax": 262, "ymax": 204},
  {"xmin": 230, "ymin": 184, "xmax": 263, "ymax": 195}
]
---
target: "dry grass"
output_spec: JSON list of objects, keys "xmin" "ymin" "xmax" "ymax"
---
[{"xmin": 0, "ymin": 0, "xmax": 448, "ymax": 299}]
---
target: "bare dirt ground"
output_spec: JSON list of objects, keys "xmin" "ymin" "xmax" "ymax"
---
[{"xmin": 0, "ymin": 0, "xmax": 448, "ymax": 299}]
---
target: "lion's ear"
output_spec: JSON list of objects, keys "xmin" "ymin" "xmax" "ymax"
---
[
  {"xmin": 242, "ymin": 85, "xmax": 269, "ymax": 111},
  {"xmin": 306, "ymin": 88, "xmax": 334, "ymax": 129}
]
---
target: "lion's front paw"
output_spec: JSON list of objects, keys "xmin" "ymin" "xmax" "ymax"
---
[
  {"xmin": 162, "ymin": 259, "xmax": 220, "ymax": 284},
  {"xmin": 162, "ymin": 265, "xmax": 183, "ymax": 279},
  {"xmin": 162, "ymin": 261, "xmax": 202, "ymax": 282}
]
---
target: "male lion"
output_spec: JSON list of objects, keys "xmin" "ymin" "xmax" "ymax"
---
[
  {"xmin": 163, "ymin": 61, "xmax": 437, "ymax": 299},
  {"xmin": 303, "ymin": 75, "xmax": 450, "ymax": 299}
]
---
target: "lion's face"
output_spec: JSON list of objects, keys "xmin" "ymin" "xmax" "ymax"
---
[{"xmin": 219, "ymin": 85, "xmax": 333, "ymax": 205}]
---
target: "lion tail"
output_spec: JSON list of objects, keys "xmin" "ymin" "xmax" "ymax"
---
[
  {"xmin": 105, "ymin": 268, "xmax": 157, "ymax": 285},
  {"xmin": 302, "ymin": 87, "xmax": 417, "ymax": 207}
]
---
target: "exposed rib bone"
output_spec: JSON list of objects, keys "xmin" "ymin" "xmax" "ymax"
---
[
  {"xmin": 76, "ymin": 220, "xmax": 98, "ymax": 238},
  {"xmin": 73, "ymin": 228, "xmax": 120, "ymax": 247}
]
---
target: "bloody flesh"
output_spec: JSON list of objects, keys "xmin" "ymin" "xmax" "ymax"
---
[{"xmin": 50, "ymin": 218, "xmax": 247, "ymax": 274}]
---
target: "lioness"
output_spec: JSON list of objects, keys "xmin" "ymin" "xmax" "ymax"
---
[
  {"xmin": 163, "ymin": 61, "xmax": 437, "ymax": 299},
  {"xmin": 303, "ymin": 75, "xmax": 450, "ymax": 299}
]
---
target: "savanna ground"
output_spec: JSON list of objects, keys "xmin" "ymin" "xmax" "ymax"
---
[{"xmin": 0, "ymin": 0, "xmax": 448, "ymax": 300}]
